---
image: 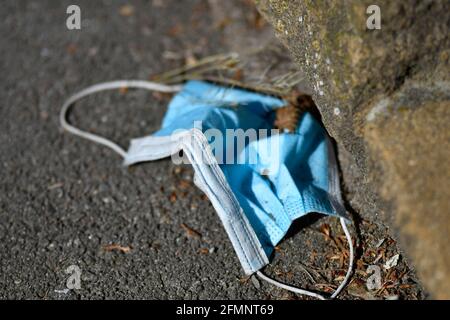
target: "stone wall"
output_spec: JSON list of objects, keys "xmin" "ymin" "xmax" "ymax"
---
[{"xmin": 255, "ymin": 0, "xmax": 450, "ymax": 298}]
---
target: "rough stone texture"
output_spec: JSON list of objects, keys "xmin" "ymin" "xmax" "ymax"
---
[{"xmin": 256, "ymin": 0, "xmax": 450, "ymax": 298}]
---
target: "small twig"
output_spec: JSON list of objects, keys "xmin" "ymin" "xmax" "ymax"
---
[
  {"xmin": 103, "ymin": 244, "xmax": 132, "ymax": 253},
  {"xmin": 151, "ymin": 51, "xmax": 303, "ymax": 97},
  {"xmin": 180, "ymin": 223, "xmax": 202, "ymax": 239},
  {"xmin": 297, "ymin": 264, "xmax": 317, "ymax": 284}
]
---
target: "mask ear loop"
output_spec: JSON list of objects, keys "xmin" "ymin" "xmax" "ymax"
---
[
  {"xmin": 256, "ymin": 217, "xmax": 354, "ymax": 300},
  {"xmin": 60, "ymin": 80, "xmax": 183, "ymax": 158}
]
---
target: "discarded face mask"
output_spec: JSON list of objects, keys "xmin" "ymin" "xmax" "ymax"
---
[{"xmin": 61, "ymin": 80, "xmax": 354, "ymax": 300}]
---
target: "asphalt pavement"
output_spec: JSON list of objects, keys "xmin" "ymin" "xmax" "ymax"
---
[{"xmin": 0, "ymin": 0, "xmax": 425, "ymax": 299}]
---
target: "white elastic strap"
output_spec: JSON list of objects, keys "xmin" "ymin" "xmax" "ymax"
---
[
  {"xmin": 60, "ymin": 80, "xmax": 183, "ymax": 158},
  {"xmin": 256, "ymin": 217, "xmax": 354, "ymax": 300}
]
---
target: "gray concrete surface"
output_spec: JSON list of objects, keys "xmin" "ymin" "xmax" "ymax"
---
[{"xmin": 0, "ymin": 0, "xmax": 425, "ymax": 299}]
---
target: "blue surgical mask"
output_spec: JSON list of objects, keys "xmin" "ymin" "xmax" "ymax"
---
[{"xmin": 61, "ymin": 80, "xmax": 354, "ymax": 300}]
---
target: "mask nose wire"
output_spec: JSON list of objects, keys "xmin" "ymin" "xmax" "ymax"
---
[
  {"xmin": 256, "ymin": 217, "xmax": 354, "ymax": 300},
  {"xmin": 60, "ymin": 80, "xmax": 183, "ymax": 158}
]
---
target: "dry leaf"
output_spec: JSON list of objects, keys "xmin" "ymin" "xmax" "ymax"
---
[
  {"xmin": 251, "ymin": 10, "xmax": 266, "ymax": 29},
  {"xmin": 274, "ymin": 105, "xmax": 299, "ymax": 133},
  {"xmin": 119, "ymin": 86, "xmax": 128, "ymax": 95},
  {"xmin": 151, "ymin": 91, "xmax": 171, "ymax": 101},
  {"xmin": 384, "ymin": 254, "xmax": 400, "ymax": 270},
  {"xmin": 239, "ymin": 276, "xmax": 251, "ymax": 284},
  {"xmin": 173, "ymin": 166, "xmax": 182, "ymax": 175},
  {"xmin": 319, "ymin": 223, "xmax": 331, "ymax": 238}
]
